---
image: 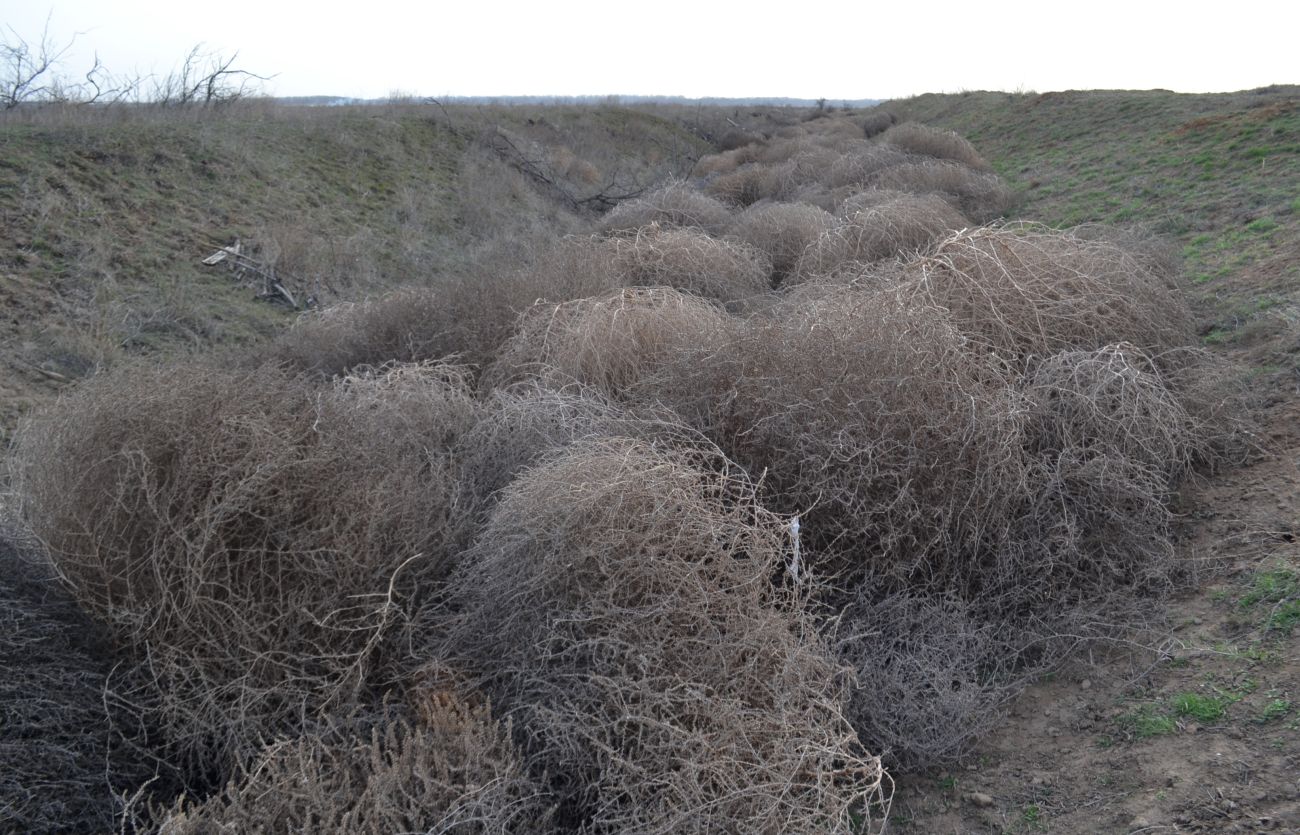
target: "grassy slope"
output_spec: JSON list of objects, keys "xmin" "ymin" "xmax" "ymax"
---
[
  {"xmin": 888, "ymin": 88, "xmax": 1300, "ymax": 369},
  {"xmin": 0, "ymin": 103, "xmax": 710, "ymax": 443}
]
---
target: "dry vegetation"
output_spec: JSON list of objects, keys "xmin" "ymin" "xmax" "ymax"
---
[{"xmin": 5, "ymin": 106, "xmax": 1254, "ymax": 831}]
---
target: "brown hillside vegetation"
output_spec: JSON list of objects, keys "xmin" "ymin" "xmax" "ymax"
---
[{"xmin": 3, "ymin": 100, "xmax": 1268, "ymax": 833}]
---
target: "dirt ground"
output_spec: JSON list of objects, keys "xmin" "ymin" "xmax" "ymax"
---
[{"xmin": 893, "ymin": 355, "xmax": 1300, "ymax": 833}]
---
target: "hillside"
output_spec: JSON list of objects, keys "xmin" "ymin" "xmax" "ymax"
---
[{"xmin": 0, "ymin": 102, "xmax": 713, "ymax": 443}]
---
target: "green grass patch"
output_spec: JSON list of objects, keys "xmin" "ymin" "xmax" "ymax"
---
[
  {"xmin": 1258, "ymin": 699, "xmax": 1292, "ymax": 723},
  {"xmin": 1120, "ymin": 705, "xmax": 1177, "ymax": 738},
  {"xmin": 1171, "ymin": 692, "xmax": 1231, "ymax": 723},
  {"xmin": 1246, "ymin": 216, "xmax": 1280, "ymax": 234}
]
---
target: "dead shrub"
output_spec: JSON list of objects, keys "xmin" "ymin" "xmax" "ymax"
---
[
  {"xmin": 727, "ymin": 201, "xmax": 836, "ymax": 284},
  {"xmin": 871, "ymin": 160, "xmax": 1015, "ymax": 222},
  {"xmin": 534, "ymin": 226, "xmax": 771, "ymax": 304},
  {"xmin": 266, "ymin": 245, "xmax": 618, "ymax": 378},
  {"xmin": 485, "ymin": 287, "xmax": 735, "ymax": 396},
  {"xmin": 860, "ymin": 110, "xmax": 897, "ymax": 138},
  {"xmin": 702, "ymin": 161, "xmax": 793, "ymax": 206},
  {"xmin": 716, "ymin": 127, "xmax": 762, "ymax": 151},
  {"xmin": 1023, "ymin": 344, "xmax": 1196, "ymax": 483},
  {"xmin": 835, "ymin": 188, "xmax": 912, "ymax": 217},
  {"xmin": 160, "ymin": 697, "xmax": 550, "ymax": 834},
  {"xmin": 642, "ymin": 285, "xmax": 1030, "ymax": 587},
  {"xmin": 1159, "ymin": 347, "xmax": 1260, "ymax": 469},
  {"xmin": 788, "ymin": 182, "xmax": 838, "ymax": 212},
  {"xmin": 269, "ymin": 286, "xmax": 468, "ymax": 377},
  {"xmin": 436, "ymin": 439, "xmax": 887, "ymax": 833},
  {"xmin": 689, "ymin": 144, "xmax": 760, "ymax": 178},
  {"xmin": 827, "ymin": 145, "xmax": 914, "ymax": 189},
  {"xmin": 881, "ymin": 122, "xmax": 991, "ymax": 170},
  {"xmin": 804, "ymin": 117, "xmax": 866, "ymax": 142},
  {"xmin": 791, "ymin": 194, "xmax": 969, "ymax": 281},
  {"xmin": 1072, "ymin": 221, "xmax": 1184, "ymax": 282},
  {"xmin": 835, "ymin": 594, "xmax": 1028, "ymax": 768},
  {"xmin": 598, "ymin": 180, "xmax": 733, "ymax": 236},
  {"xmin": 14, "ymin": 361, "xmax": 481, "ymax": 773},
  {"xmin": 455, "ymin": 382, "xmax": 699, "ymax": 520},
  {"xmin": 895, "ymin": 224, "xmax": 1193, "ymax": 365}
]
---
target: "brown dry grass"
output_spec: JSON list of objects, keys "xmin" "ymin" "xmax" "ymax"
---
[{"xmin": 434, "ymin": 439, "xmax": 887, "ymax": 832}]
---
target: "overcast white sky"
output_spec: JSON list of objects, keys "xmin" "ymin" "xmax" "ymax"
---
[{"xmin": 6, "ymin": 1, "xmax": 1297, "ymax": 100}]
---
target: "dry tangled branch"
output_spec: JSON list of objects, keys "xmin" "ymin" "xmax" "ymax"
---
[{"xmin": 435, "ymin": 439, "xmax": 888, "ymax": 833}]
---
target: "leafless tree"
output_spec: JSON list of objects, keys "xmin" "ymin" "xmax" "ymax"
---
[
  {"xmin": 1, "ymin": 14, "xmax": 73, "ymax": 109},
  {"xmin": 151, "ymin": 44, "xmax": 273, "ymax": 106}
]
